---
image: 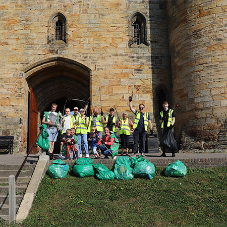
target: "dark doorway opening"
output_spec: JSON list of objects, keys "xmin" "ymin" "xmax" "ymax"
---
[
  {"xmin": 157, "ymin": 88, "xmax": 166, "ymax": 114},
  {"xmin": 25, "ymin": 57, "xmax": 91, "ymax": 154}
]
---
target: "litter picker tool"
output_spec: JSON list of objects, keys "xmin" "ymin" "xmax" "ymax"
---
[
  {"xmin": 114, "ymin": 105, "xmax": 120, "ymax": 122},
  {"xmin": 129, "ymin": 73, "xmax": 135, "ymax": 102},
  {"xmin": 99, "ymin": 86, "xmax": 103, "ymax": 115}
]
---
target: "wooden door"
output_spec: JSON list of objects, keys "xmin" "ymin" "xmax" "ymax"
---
[{"xmin": 28, "ymin": 88, "xmax": 38, "ymax": 154}]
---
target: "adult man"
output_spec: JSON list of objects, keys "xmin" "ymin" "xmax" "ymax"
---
[
  {"xmin": 70, "ymin": 104, "xmax": 88, "ymax": 119},
  {"xmin": 88, "ymin": 108, "xmax": 104, "ymax": 138},
  {"xmin": 129, "ymin": 98, "xmax": 153, "ymax": 156},
  {"xmin": 42, "ymin": 103, "xmax": 61, "ymax": 160},
  {"xmin": 62, "ymin": 108, "xmax": 76, "ymax": 136},
  {"xmin": 102, "ymin": 108, "xmax": 117, "ymax": 133},
  {"xmin": 160, "ymin": 101, "xmax": 176, "ymax": 157}
]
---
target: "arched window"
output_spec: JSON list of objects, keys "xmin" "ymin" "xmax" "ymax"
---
[
  {"xmin": 56, "ymin": 20, "xmax": 63, "ymax": 40},
  {"xmin": 48, "ymin": 13, "xmax": 67, "ymax": 43},
  {"xmin": 131, "ymin": 13, "xmax": 147, "ymax": 46}
]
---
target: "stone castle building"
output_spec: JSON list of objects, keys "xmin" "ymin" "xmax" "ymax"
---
[{"xmin": 0, "ymin": 0, "xmax": 227, "ymax": 153}]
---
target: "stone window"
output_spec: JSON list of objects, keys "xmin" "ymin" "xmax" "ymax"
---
[
  {"xmin": 131, "ymin": 13, "xmax": 147, "ymax": 46},
  {"xmin": 48, "ymin": 13, "xmax": 67, "ymax": 44}
]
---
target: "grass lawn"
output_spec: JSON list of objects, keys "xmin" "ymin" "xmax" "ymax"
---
[{"xmin": 2, "ymin": 166, "xmax": 227, "ymax": 227}]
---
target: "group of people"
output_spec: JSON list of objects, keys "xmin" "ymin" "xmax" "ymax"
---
[{"xmin": 42, "ymin": 97, "xmax": 176, "ymax": 160}]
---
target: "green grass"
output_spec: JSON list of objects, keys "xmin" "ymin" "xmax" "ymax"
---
[{"xmin": 2, "ymin": 167, "xmax": 227, "ymax": 227}]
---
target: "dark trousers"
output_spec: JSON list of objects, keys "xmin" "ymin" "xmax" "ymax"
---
[
  {"xmin": 120, "ymin": 134, "xmax": 130, "ymax": 149},
  {"xmin": 132, "ymin": 129, "xmax": 147, "ymax": 154}
]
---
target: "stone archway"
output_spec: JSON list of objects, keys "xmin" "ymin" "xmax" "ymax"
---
[{"xmin": 24, "ymin": 57, "xmax": 91, "ymax": 153}]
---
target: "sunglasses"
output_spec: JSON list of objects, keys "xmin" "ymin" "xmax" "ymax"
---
[{"xmin": 139, "ymin": 107, "xmax": 144, "ymax": 110}]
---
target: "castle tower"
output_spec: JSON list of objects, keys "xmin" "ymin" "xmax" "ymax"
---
[{"xmin": 167, "ymin": 0, "xmax": 227, "ymax": 147}]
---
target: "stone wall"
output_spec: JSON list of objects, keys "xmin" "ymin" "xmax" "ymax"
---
[
  {"xmin": 0, "ymin": 0, "xmax": 170, "ymax": 153},
  {"xmin": 167, "ymin": 0, "xmax": 227, "ymax": 148}
]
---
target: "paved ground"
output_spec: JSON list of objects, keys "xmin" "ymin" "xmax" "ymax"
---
[{"xmin": 0, "ymin": 152, "xmax": 227, "ymax": 165}]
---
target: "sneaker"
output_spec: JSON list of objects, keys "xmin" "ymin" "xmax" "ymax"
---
[
  {"xmin": 85, "ymin": 154, "xmax": 89, "ymax": 158},
  {"xmin": 141, "ymin": 153, "xmax": 145, "ymax": 157},
  {"xmin": 113, "ymin": 156, "xmax": 117, "ymax": 160},
  {"xmin": 131, "ymin": 153, "xmax": 136, "ymax": 157}
]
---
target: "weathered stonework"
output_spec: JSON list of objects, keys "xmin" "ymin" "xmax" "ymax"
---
[
  {"xmin": 0, "ymin": 0, "xmax": 170, "ymax": 153},
  {"xmin": 167, "ymin": 0, "xmax": 227, "ymax": 148},
  {"xmin": 2, "ymin": 0, "xmax": 226, "ymax": 153}
]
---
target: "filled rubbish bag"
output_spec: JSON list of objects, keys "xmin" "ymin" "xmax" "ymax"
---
[
  {"xmin": 133, "ymin": 160, "xmax": 155, "ymax": 180},
  {"xmin": 93, "ymin": 164, "xmax": 115, "ymax": 180},
  {"xmin": 115, "ymin": 156, "xmax": 131, "ymax": 167},
  {"xmin": 75, "ymin": 158, "xmax": 93, "ymax": 165},
  {"xmin": 73, "ymin": 164, "xmax": 94, "ymax": 178},
  {"xmin": 165, "ymin": 160, "xmax": 187, "ymax": 177},
  {"xmin": 130, "ymin": 155, "xmax": 145, "ymax": 168},
  {"xmin": 114, "ymin": 165, "xmax": 134, "ymax": 180},
  {"xmin": 36, "ymin": 124, "xmax": 50, "ymax": 151},
  {"xmin": 161, "ymin": 129, "xmax": 178, "ymax": 152},
  {"xmin": 47, "ymin": 159, "xmax": 69, "ymax": 179}
]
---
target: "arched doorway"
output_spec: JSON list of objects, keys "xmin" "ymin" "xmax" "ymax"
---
[{"xmin": 25, "ymin": 57, "xmax": 91, "ymax": 153}]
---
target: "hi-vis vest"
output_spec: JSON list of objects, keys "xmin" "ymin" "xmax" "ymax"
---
[
  {"xmin": 160, "ymin": 109, "xmax": 174, "ymax": 129},
  {"xmin": 88, "ymin": 115, "xmax": 103, "ymax": 133},
  {"xmin": 76, "ymin": 116, "xmax": 88, "ymax": 134},
  {"xmin": 108, "ymin": 133, "xmax": 119, "ymax": 155},
  {"xmin": 133, "ymin": 111, "xmax": 149, "ymax": 131},
  {"xmin": 44, "ymin": 111, "xmax": 61, "ymax": 127},
  {"xmin": 119, "ymin": 118, "xmax": 130, "ymax": 135},
  {"xmin": 61, "ymin": 115, "xmax": 74, "ymax": 134},
  {"xmin": 105, "ymin": 115, "xmax": 116, "ymax": 132}
]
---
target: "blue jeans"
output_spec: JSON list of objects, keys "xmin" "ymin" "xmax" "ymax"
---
[
  {"xmin": 77, "ymin": 134, "xmax": 89, "ymax": 155},
  {"xmin": 99, "ymin": 145, "xmax": 112, "ymax": 156}
]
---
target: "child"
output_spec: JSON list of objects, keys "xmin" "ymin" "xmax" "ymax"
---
[
  {"xmin": 88, "ymin": 126, "xmax": 100, "ymax": 159},
  {"xmin": 70, "ymin": 127, "xmax": 79, "ymax": 159},
  {"xmin": 60, "ymin": 129, "xmax": 77, "ymax": 160}
]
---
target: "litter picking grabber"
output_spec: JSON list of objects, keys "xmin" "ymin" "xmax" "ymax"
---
[
  {"xmin": 99, "ymin": 86, "xmax": 103, "ymax": 115},
  {"xmin": 63, "ymin": 98, "xmax": 90, "ymax": 115},
  {"xmin": 114, "ymin": 105, "xmax": 120, "ymax": 122},
  {"xmin": 129, "ymin": 73, "xmax": 135, "ymax": 102}
]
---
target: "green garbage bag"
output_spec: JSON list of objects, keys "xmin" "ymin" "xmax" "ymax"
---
[
  {"xmin": 73, "ymin": 164, "xmax": 94, "ymax": 178},
  {"xmin": 133, "ymin": 161, "xmax": 155, "ymax": 180},
  {"xmin": 165, "ymin": 160, "xmax": 187, "ymax": 177},
  {"xmin": 36, "ymin": 124, "xmax": 50, "ymax": 151},
  {"xmin": 114, "ymin": 165, "xmax": 134, "ymax": 180},
  {"xmin": 115, "ymin": 156, "xmax": 131, "ymax": 167},
  {"xmin": 47, "ymin": 159, "xmax": 69, "ymax": 179},
  {"xmin": 93, "ymin": 164, "xmax": 115, "ymax": 180},
  {"xmin": 130, "ymin": 155, "xmax": 145, "ymax": 168},
  {"xmin": 75, "ymin": 158, "xmax": 93, "ymax": 165}
]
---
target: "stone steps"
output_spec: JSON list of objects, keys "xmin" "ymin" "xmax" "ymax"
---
[
  {"xmin": 0, "ymin": 195, "xmax": 23, "ymax": 204},
  {"xmin": 0, "ymin": 163, "xmax": 36, "ymax": 221},
  {"xmin": 0, "ymin": 177, "xmax": 31, "ymax": 184},
  {"xmin": 0, "ymin": 204, "xmax": 19, "ymax": 216}
]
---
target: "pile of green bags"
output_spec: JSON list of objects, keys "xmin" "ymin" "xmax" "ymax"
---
[
  {"xmin": 47, "ymin": 157, "xmax": 187, "ymax": 180},
  {"xmin": 165, "ymin": 160, "xmax": 187, "ymax": 177},
  {"xmin": 47, "ymin": 159, "xmax": 69, "ymax": 179}
]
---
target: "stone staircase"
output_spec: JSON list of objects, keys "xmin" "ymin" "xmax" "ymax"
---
[{"xmin": 0, "ymin": 163, "xmax": 36, "ymax": 221}]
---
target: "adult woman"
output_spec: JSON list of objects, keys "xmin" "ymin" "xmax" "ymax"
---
[
  {"xmin": 118, "ymin": 111, "xmax": 133, "ymax": 156},
  {"xmin": 75, "ymin": 108, "xmax": 89, "ymax": 158},
  {"xmin": 98, "ymin": 127, "xmax": 119, "ymax": 159}
]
